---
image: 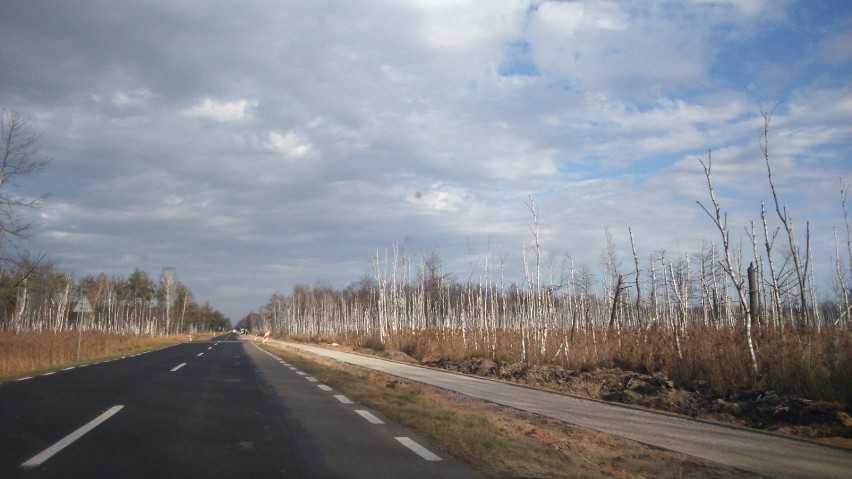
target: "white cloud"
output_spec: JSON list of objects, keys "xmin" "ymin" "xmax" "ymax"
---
[
  {"xmin": 416, "ymin": 1, "xmax": 526, "ymax": 50},
  {"xmin": 183, "ymin": 97, "xmax": 257, "ymax": 123},
  {"xmin": 267, "ymin": 131, "xmax": 314, "ymax": 159},
  {"xmin": 410, "ymin": 181, "xmax": 470, "ymax": 214},
  {"xmin": 534, "ymin": 1, "xmax": 626, "ymax": 35},
  {"xmin": 109, "ymin": 89, "xmax": 154, "ymax": 107}
]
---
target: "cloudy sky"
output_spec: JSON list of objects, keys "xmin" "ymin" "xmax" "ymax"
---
[{"xmin": 1, "ymin": 1, "xmax": 850, "ymax": 322}]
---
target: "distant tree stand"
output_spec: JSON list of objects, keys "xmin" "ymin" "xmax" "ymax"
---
[{"xmin": 0, "ymin": 109, "xmax": 49, "ymax": 264}]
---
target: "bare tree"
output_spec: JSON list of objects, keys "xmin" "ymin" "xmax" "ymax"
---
[
  {"xmin": 697, "ymin": 152, "xmax": 759, "ymax": 373},
  {"xmin": 628, "ymin": 227, "xmax": 642, "ymax": 314},
  {"xmin": 761, "ymin": 107, "xmax": 810, "ymax": 323},
  {"xmin": 837, "ymin": 180, "xmax": 852, "ymax": 327},
  {"xmin": 601, "ymin": 226, "xmax": 623, "ymax": 333},
  {"xmin": 0, "ymin": 110, "xmax": 48, "ymax": 260}
]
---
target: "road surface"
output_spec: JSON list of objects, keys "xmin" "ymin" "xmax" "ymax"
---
[
  {"xmin": 265, "ymin": 338, "xmax": 852, "ymax": 479},
  {"xmin": 0, "ymin": 334, "xmax": 479, "ymax": 478}
]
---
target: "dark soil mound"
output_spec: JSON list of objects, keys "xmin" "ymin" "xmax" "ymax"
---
[{"xmin": 423, "ymin": 357, "xmax": 852, "ymax": 441}]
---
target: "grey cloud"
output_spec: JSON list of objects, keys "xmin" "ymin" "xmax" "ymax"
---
[{"xmin": 2, "ymin": 1, "xmax": 850, "ymax": 321}]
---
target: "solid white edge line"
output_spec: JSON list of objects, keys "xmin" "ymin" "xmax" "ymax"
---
[
  {"xmin": 395, "ymin": 437, "xmax": 442, "ymax": 461},
  {"xmin": 334, "ymin": 395, "xmax": 353, "ymax": 404},
  {"xmin": 21, "ymin": 405, "xmax": 125, "ymax": 468},
  {"xmin": 354, "ymin": 409, "xmax": 384, "ymax": 424},
  {"xmin": 170, "ymin": 363, "xmax": 187, "ymax": 372}
]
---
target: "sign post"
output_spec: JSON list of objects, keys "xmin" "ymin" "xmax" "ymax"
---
[{"xmin": 73, "ymin": 297, "xmax": 94, "ymax": 362}]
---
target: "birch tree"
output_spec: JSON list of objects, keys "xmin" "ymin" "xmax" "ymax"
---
[
  {"xmin": 158, "ymin": 268, "xmax": 177, "ymax": 334},
  {"xmin": 761, "ymin": 108, "xmax": 810, "ymax": 323},
  {"xmin": 697, "ymin": 152, "xmax": 759, "ymax": 373}
]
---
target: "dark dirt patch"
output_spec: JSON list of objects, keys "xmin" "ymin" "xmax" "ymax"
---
[
  {"xmin": 375, "ymin": 349, "xmax": 420, "ymax": 364},
  {"xmin": 418, "ymin": 356, "xmax": 852, "ymax": 444}
]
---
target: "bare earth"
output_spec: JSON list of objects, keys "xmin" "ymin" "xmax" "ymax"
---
[{"xmin": 414, "ymin": 355, "xmax": 852, "ymax": 447}]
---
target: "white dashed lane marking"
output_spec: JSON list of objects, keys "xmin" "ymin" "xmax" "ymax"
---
[
  {"xmin": 21, "ymin": 405, "xmax": 124, "ymax": 469},
  {"xmin": 395, "ymin": 437, "xmax": 442, "ymax": 461},
  {"xmin": 255, "ymin": 345, "xmax": 443, "ymax": 463},
  {"xmin": 170, "ymin": 363, "xmax": 187, "ymax": 372},
  {"xmin": 355, "ymin": 410, "xmax": 384, "ymax": 425}
]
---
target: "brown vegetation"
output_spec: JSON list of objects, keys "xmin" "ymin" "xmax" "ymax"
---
[
  {"xmin": 289, "ymin": 327, "xmax": 852, "ymax": 443},
  {"xmin": 0, "ymin": 331, "xmax": 187, "ymax": 378},
  {"xmin": 275, "ymin": 345, "xmax": 758, "ymax": 479}
]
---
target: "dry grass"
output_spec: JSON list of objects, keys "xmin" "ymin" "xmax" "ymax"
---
[
  {"xmin": 270, "ymin": 345, "xmax": 757, "ymax": 479},
  {"xmin": 321, "ymin": 325, "xmax": 851, "ymax": 405},
  {"xmin": 0, "ymin": 331, "xmax": 190, "ymax": 379}
]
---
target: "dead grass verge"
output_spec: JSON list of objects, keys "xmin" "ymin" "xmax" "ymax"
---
[
  {"xmin": 0, "ymin": 331, "xmax": 189, "ymax": 379},
  {"xmin": 268, "ymin": 344, "xmax": 757, "ymax": 479}
]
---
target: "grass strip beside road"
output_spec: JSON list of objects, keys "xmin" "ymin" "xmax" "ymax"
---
[
  {"xmin": 0, "ymin": 332, "xmax": 205, "ymax": 380},
  {"xmin": 267, "ymin": 345, "xmax": 757, "ymax": 479}
]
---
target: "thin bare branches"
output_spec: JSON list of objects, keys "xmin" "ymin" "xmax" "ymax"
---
[
  {"xmin": 0, "ymin": 110, "xmax": 49, "ymax": 261},
  {"xmin": 761, "ymin": 107, "xmax": 810, "ymax": 322},
  {"xmin": 697, "ymin": 151, "xmax": 758, "ymax": 373}
]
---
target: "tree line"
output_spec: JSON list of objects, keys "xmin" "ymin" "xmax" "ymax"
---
[
  {"xmin": 0, "ymin": 109, "xmax": 229, "ymax": 335},
  {"xmin": 241, "ymin": 113, "xmax": 850, "ymax": 401},
  {"xmin": 0, "ymin": 260, "xmax": 229, "ymax": 334},
  {"xmin": 240, "ymin": 224, "xmax": 849, "ymax": 399}
]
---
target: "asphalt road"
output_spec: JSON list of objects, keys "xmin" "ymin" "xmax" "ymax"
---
[
  {"xmin": 268, "ymin": 339, "xmax": 852, "ymax": 479},
  {"xmin": 0, "ymin": 334, "xmax": 479, "ymax": 478}
]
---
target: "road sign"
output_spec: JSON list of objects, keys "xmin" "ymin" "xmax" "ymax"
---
[{"xmin": 73, "ymin": 297, "xmax": 93, "ymax": 314}]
